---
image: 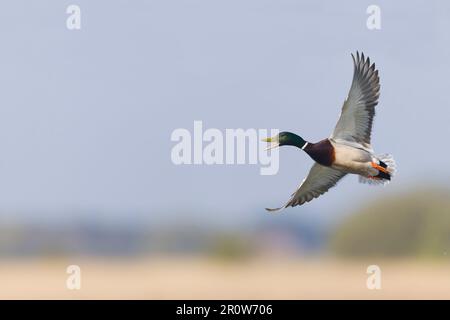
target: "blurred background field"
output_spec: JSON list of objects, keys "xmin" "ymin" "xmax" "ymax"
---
[
  {"xmin": 1, "ymin": 186, "xmax": 450, "ymax": 299},
  {"xmin": 3, "ymin": 257, "xmax": 450, "ymax": 299}
]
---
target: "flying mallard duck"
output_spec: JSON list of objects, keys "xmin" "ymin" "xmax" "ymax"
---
[{"xmin": 263, "ymin": 52, "xmax": 396, "ymax": 211}]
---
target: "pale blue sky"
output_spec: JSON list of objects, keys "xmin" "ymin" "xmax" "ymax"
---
[{"xmin": 0, "ymin": 1, "xmax": 448, "ymax": 225}]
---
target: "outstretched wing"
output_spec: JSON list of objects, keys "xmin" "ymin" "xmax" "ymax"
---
[
  {"xmin": 331, "ymin": 52, "xmax": 380, "ymax": 149},
  {"xmin": 266, "ymin": 163, "xmax": 346, "ymax": 212}
]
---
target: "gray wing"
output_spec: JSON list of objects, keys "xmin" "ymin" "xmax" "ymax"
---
[
  {"xmin": 266, "ymin": 163, "xmax": 346, "ymax": 212},
  {"xmin": 331, "ymin": 52, "xmax": 380, "ymax": 149}
]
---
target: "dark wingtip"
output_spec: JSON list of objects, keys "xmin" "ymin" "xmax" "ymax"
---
[{"xmin": 265, "ymin": 207, "xmax": 284, "ymax": 213}]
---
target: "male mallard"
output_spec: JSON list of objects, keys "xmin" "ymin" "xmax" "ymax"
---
[{"xmin": 263, "ymin": 52, "xmax": 396, "ymax": 211}]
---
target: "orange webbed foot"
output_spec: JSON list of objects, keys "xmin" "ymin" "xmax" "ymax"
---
[{"xmin": 371, "ymin": 162, "xmax": 389, "ymax": 174}]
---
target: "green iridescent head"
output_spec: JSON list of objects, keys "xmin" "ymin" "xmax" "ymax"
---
[{"xmin": 262, "ymin": 132, "xmax": 307, "ymax": 150}]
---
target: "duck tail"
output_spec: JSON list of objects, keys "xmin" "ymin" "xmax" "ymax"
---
[
  {"xmin": 359, "ymin": 154, "xmax": 396, "ymax": 186},
  {"xmin": 378, "ymin": 153, "xmax": 396, "ymax": 177}
]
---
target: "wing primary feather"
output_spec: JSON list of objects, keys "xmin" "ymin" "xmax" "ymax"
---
[
  {"xmin": 265, "ymin": 164, "xmax": 346, "ymax": 211},
  {"xmin": 265, "ymin": 206, "xmax": 285, "ymax": 213},
  {"xmin": 330, "ymin": 52, "xmax": 381, "ymax": 147}
]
